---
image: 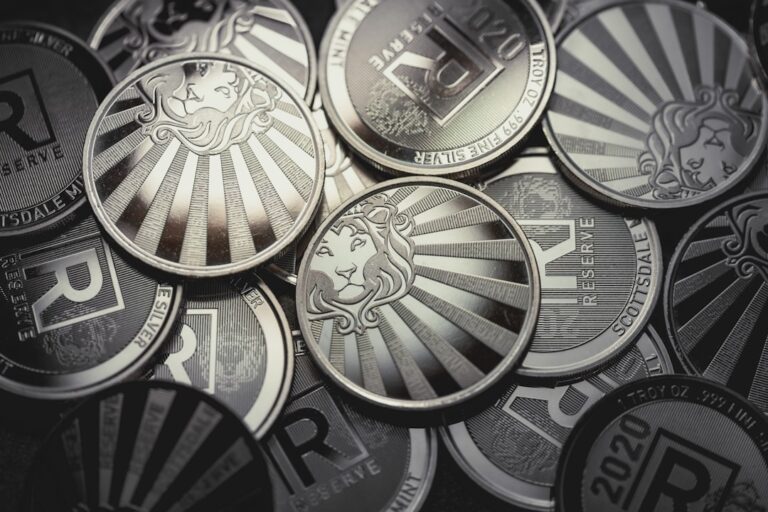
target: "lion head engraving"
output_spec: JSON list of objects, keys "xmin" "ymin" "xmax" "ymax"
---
[
  {"xmin": 43, "ymin": 318, "xmax": 115, "ymax": 368},
  {"xmin": 638, "ymin": 86, "xmax": 760, "ymax": 200},
  {"xmin": 723, "ymin": 199, "xmax": 768, "ymax": 283},
  {"xmin": 705, "ymin": 482, "xmax": 766, "ymax": 512},
  {"xmin": 306, "ymin": 194, "xmax": 416, "ymax": 335}
]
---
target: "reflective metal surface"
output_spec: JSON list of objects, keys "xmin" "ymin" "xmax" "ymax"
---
[
  {"xmin": 557, "ymin": 376, "xmax": 768, "ymax": 511},
  {"xmin": 319, "ymin": 0, "xmax": 556, "ymax": 178},
  {"xmin": 297, "ymin": 178, "xmax": 541, "ymax": 410},
  {"xmin": 480, "ymin": 150, "xmax": 661, "ymax": 378},
  {"xmin": 83, "ymin": 54, "xmax": 324, "ymax": 278},
  {"xmin": 544, "ymin": 0, "xmax": 768, "ymax": 209},
  {"xmin": 0, "ymin": 214, "xmax": 181, "ymax": 400},
  {"xmin": 539, "ymin": 0, "xmax": 568, "ymax": 31},
  {"xmin": 0, "ymin": 23, "xmax": 113, "ymax": 238},
  {"xmin": 89, "ymin": 0, "xmax": 317, "ymax": 100},
  {"xmin": 752, "ymin": 0, "xmax": 768, "ymax": 84}
]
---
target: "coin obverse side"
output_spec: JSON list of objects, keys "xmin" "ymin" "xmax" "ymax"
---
[
  {"xmin": 89, "ymin": 0, "xmax": 317, "ymax": 101},
  {"xmin": 153, "ymin": 274, "xmax": 292, "ymax": 439},
  {"xmin": 297, "ymin": 178, "xmax": 541, "ymax": 410},
  {"xmin": 320, "ymin": 0, "xmax": 556, "ymax": 178},
  {"xmin": 480, "ymin": 151, "xmax": 661, "ymax": 378},
  {"xmin": 83, "ymin": 53, "xmax": 324, "ymax": 278},
  {"xmin": 0, "ymin": 23, "xmax": 114, "ymax": 238},
  {"xmin": 666, "ymin": 191, "xmax": 768, "ymax": 414},
  {"xmin": 25, "ymin": 381, "xmax": 273, "ymax": 512},
  {"xmin": 442, "ymin": 327, "xmax": 672, "ymax": 511},
  {"xmin": 0, "ymin": 214, "xmax": 181, "ymax": 400},
  {"xmin": 557, "ymin": 376, "xmax": 768, "ymax": 511},
  {"xmin": 544, "ymin": 0, "xmax": 768, "ymax": 209}
]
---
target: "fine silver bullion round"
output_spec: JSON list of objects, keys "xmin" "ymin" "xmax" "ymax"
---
[
  {"xmin": 0, "ymin": 23, "xmax": 114, "ymax": 238},
  {"xmin": 153, "ymin": 274, "xmax": 292, "ymax": 439},
  {"xmin": 544, "ymin": 0, "xmax": 768, "ymax": 209},
  {"xmin": 89, "ymin": 0, "xmax": 317, "ymax": 101},
  {"xmin": 665, "ymin": 192, "xmax": 768, "ymax": 414},
  {"xmin": 319, "ymin": 0, "xmax": 556, "ymax": 178},
  {"xmin": 0, "ymin": 214, "xmax": 182, "ymax": 401},
  {"xmin": 297, "ymin": 178, "xmax": 541, "ymax": 411},
  {"xmin": 480, "ymin": 149, "xmax": 661, "ymax": 378},
  {"xmin": 83, "ymin": 53, "xmax": 325, "ymax": 278},
  {"xmin": 442, "ymin": 327, "xmax": 672, "ymax": 511}
]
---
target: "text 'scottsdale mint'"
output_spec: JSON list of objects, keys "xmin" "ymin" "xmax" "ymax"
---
[{"xmin": 0, "ymin": 24, "xmax": 113, "ymax": 238}]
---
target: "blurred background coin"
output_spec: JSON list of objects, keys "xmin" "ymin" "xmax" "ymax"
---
[
  {"xmin": 753, "ymin": 0, "xmax": 768, "ymax": 84},
  {"xmin": 320, "ymin": 0, "xmax": 556, "ymax": 178},
  {"xmin": 89, "ymin": 0, "xmax": 317, "ymax": 101},
  {"xmin": 0, "ymin": 214, "xmax": 181, "ymax": 400},
  {"xmin": 297, "ymin": 178, "xmax": 540, "ymax": 410},
  {"xmin": 480, "ymin": 150, "xmax": 661, "ymax": 378},
  {"xmin": 544, "ymin": 0, "xmax": 768, "ymax": 209},
  {"xmin": 539, "ymin": 0, "xmax": 568, "ymax": 32},
  {"xmin": 83, "ymin": 54, "xmax": 324, "ymax": 278},
  {"xmin": 0, "ymin": 23, "xmax": 113, "ymax": 238},
  {"xmin": 442, "ymin": 327, "xmax": 672, "ymax": 511}
]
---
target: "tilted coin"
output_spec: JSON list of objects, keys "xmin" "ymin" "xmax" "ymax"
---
[
  {"xmin": 442, "ymin": 327, "xmax": 672, "ymax": 511},
  {"xmin": 0, "ymin": 23, "xmax": 113, "ymax": 238},
  {"xmin": 297, "ymin": 178, "xmax": 541, "ymax": 410},
  {"xmin": 83, "ymin": 54, "xmax": 324, "ymax": 278},
  {"xmin": 544, "ymin": 0, "xmax": 768, "ymax": 209},
  {"xmin": 25, "ymin": 381, "xmax": 273, "ymax": 511},
  {"xmin": 0, "ymin": 214, "xmax": 181, "ymax": 400},
  {"xmin": 753, "ymin": 0, "xmax": 768, "ymax": 84},
  {"xmin": 665, "ymin": 192, "xmax": 768, "ymax": 414},
  {"xmin": 480, "ymin": 150, "xmax": 661, "ymax": 378},
  {"xmin": 266, "ymin": 329, "xmax": 437, "ymax": 512},
  {"xmin": 153, "ymin": 274, "xmax": 292, "ymax": 439},
  {"xmin": 320, "ymin": 0, "xmax": 556, "ymax": 178},
  {"xmin": 89, "ymin": 0, "xmax": 317, "ymax": 100},
  {"xmin": 557, "ymin": 376, "xmax": 768, "ymax": 511}
]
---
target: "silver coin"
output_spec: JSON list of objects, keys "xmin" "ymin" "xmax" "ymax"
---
[
  {"xmin": 0, "ymin": 23, "xmax": 113, "ymax": 238},
  {"xmin": 480, "ymin": 150, "xmax": 661, "ymax": 378},
  {"xmin": 544, "ymin": 0, "xmax": 768, "ymax": 209},
  {"xmin": 89, "ymin": 0, "xmax": 317, "ymax": 101},
  {"xmin": 665, "ymin": 191, "xmax": 768, "ymax": 414},
  {"xmin": 266, "ymin": 329, "xmax": 437, "ymax": 512},
  {"xmin": 753, "ymin": 0, "xmax": 768, "ymax": 84},
  {"xmin": 442, "ymin": 327, "xmax": 672, "ymax": 511},
  {"xmin": 0, "ymin": 214, "xmax": 181, "ymax": 400},
  {"xmin": 153, "ymin": 274, "xmax": 292, "ymax": 439},
  {"xmin": 83, "ymin": 53, "xmax": 324, "ymax": 278},
  {"xmin": 540, "ymin": 0, "xmax": 568, "ymax": 31},
  {"xmin": 320, "ymin": 0, "xmax": 556, "ymax": 178},
  {"xmin": 296, "ymin": 178, "xmax": 540, "ymax": 410}
]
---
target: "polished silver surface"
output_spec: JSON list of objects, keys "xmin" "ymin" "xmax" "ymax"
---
[
  {"xmin": 0, "ymin": 23, "xmax": 113, "ymax": 238},
  {"xmin": 297, "ymin": 178, "xmax": 541, "ymax": 410},
  {"xmin": 480, "ymin": 150, "xmax": 661, "ymax": 378},
  {"xmin": 544, "ymin": 0, "xmax": 768, "ymax": 209},
  {"xmin": 83, "ymin": 54, "xmax": 324, "ymax": 278},
  {"xmin": 442, "ymin": 327, "xmax": 672, "ymax": 511},
  {"xmin": 154, "ymin": 274, "xmax": 292, "ymax": 439},
  {"xmin": 319, "ymin": 0, "xmax": 556, "ymax": 178},
  {"xmin": 89, "ymin": 0, "xmax": 317, "ymax": 100}
]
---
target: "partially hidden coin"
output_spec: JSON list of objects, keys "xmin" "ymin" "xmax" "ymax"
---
[
  {"xmin": 297, "ymin": 178, "xmax": 541, "ymax": 410},
  {"xmin": 754, "ymin": 0, "xmax": 768, "ymax": 85},
  {"xmin": 89, "ymin": 0, "xmax": 317, "ymax": 100},
  {"xmin": 266, "ymin": 328, "xmax": 437, "ymax": 512},
  {"xmin": 544, "ymin": 0, "xmax": 768, "ymax": 209},
  {"xmin": 320, "ymin": 0, "xmax": 556, "ymax": 178},
  {"xmin": 0, "ymin": 23, "xmax": 113, "ymax": 238},
  {"xmin": 557, "ymin": 375, "xmax": 768, "ymax": 511},
  {"xmin": 665, "ymin": 191, "xmax": 768, "ymax": 414},
  {"xmin": 0, "ymin": 214, "xmax": 181, "ymax": 401},
  {"xmin": 442, "ymin": 327, "xmax": 673, "ymax": 511},
  {"xmin": 480, "ymin": 149, "xmax": 661, "ymax": 378},
  {"xmin": 25, "ymin": 381, "xmax": 273, "ymax": 511},
  {"xmin": 539, "ymin": 0, "xmax": 568, "ymax": 32},
  {"xmin": 83, "ymin": 53, "xmax": 324, "ymax": 278}
]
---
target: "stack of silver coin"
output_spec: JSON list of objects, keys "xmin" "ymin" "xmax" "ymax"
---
[{"xmin": 0, "ymin": 0, "xmax": 767, "ymax": 510}]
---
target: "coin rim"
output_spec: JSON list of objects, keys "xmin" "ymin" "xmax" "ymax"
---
[{"xmin": 750, "ymin": 0, "xmax": 768, "ymax": 88}]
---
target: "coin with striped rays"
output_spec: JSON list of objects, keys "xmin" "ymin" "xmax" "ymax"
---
[
  {"xmin": 25, "ymin": 381, "xmax": 273, "ymax": 512},
  {"xmin": 296, "ymin": 178, "xmax": 541, "ymax": 410},
  {"xmin": 666, "ymin": 192, "xmax": 768, "ymax": 414},
  {"xmin": 89, "ymin": 0, "xmax": 316, "ymax": 100},
  {"xmin": 544, "ymin": 0, "xmax": 768, "ymax": 209},
  {"xmin": 83, "ymin": 54, "xmax": 324, "ymax": 278}
]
